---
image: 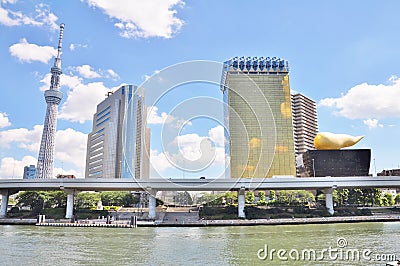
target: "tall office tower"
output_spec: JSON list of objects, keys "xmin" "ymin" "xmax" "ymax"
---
[
  {"xmin": 221, "ymin": 56, "xmax": 296, "ymax": 178},
  {"xmin": 85, "ymin": 85, "xmax": 150, "ymax": 179},
  {"xmin": 291, "ymin": 93, "xmax": 318, "ymax": 156},
  {"xmin": 36, "ymin": 23, "xmax": 65, "ymax": 179}
]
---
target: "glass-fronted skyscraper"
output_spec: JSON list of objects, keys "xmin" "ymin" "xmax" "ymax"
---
[
  {"xmin": 221, "ymin": 56, "xmax": 296, "ymax": 178},
  {"xmin": 85, "ymin": 85, "xmax": 149, "ymax": 179}
]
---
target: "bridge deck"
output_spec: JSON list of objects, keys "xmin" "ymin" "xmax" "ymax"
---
[{"xmin": 0, "ymin": 176, "xmax": 399, "ymax": 192}]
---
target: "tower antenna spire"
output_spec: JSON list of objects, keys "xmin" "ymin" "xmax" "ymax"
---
[
  {"xmin": 36, "ymin": 23, "xmax": 65, "ymax": 179},
  {"xmin": 54, "ymin": 23, "xmax": 65, "ymax": 68}
]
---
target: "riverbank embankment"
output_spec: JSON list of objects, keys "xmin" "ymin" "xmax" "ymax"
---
[{"xmin": 1, "ymin": 214, "xmax": 399, "ymax": 227}]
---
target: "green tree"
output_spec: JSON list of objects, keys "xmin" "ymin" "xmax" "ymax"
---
[
  {"xmin": 383, "ymin": 193, "xmax": 395, "ymax": 206},
  {"xmin": 348, "ymin": 189, "xmax": 363, "ymax": 206},
  {"xmin": 75, "ymin": 192, "xmax": 101, "ymax": 209},
  {"xmin": 223, "ymin": 191, "xmax": 238, "ymax": 205},
  {"xmin": 395, "ymin": 194, "xmax": 400, "ymax": 205},
  {"xmin": 46, "ymin": 191, "xmax": 67, "ymax": 208},
  {"xmin": 100, "ymin": 191, "xmax": 127, "ymax": 206},
  {"xmin": 245, "ymin": 191, "xmax": 255, "ymax": 204},
  {"xmin": 258, "ymin": 191, "xmax": 266, "ymax": 202},
  {"xmin": 16, "ymin": 191, "xmax": 45, "ymax": 215},
  {"xmin": 269, "ymin": 190, "xmax": 276, "ymax": 200},
  {"xmin": 197, "ymin": 192, "xmax": 224, "ymax": 206},
  {"xmin": 373, "ymin": 189, "xmax": 382, "ymax": 206}
]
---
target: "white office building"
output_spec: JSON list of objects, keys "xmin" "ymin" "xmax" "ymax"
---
[{"xmin": 85, "ymin": 85, "xmax": 149, "ymax": 179}]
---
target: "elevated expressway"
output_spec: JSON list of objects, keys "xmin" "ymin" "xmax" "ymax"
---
[{"xmin": 1, "ymin": 176, "xmax": 399, "ymax": 219}]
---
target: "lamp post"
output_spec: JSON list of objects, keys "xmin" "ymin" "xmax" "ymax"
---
[{"xmin": 312, "ymin": 158, "xmax": 316, "ymax": 177}]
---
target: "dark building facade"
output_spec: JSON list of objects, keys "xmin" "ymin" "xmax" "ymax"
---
[{"xmin": 297, "ymin": 149, "xmax": 371, "ymax": 177}]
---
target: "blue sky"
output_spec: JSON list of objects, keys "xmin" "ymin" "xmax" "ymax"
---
[{"xmin": 1, "ymin": 0, "xmax": 400, "ymax": 178}]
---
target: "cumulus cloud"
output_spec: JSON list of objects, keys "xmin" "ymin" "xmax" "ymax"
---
[
  {"xmin": 0, "ymin": 3, "xmax": 58, "ymax": 30},
  {"xmin": 0, "ymin": 112, "xmax": 11, "ymax": 128},
  {"xmin": 84, "ymin": 0, "xmax": 184, "ymax": 39},
  {"xmin": 106, "ymin": 69, "xmax": 119, "ymax": 80},
  {"xmin": 0, "ymin": 125, "xmax": 43, "ymax": 150},
  {"xmin": 9, "ymin": 38, "xmax": 57, "ymax": 64},
  {"xmin": 54, "ymin": 128, "xmax": 87, "ymax": 171},
  {"xmin": 40, "ymin": 72, "xmax": 119, "ymax": 123},
  {"xmin": 70, "ymin": 65, "xmax": 120, "ymax": 80},
  {"xmin": 150, "ymin": 149, "xmax": 171, "ymax": 173},
  {"xmin": 59, "ymin": 81, "xmax": 112, "ymax": 123},
  {"xmin": 0, "ymin": 155, "xmax": 36, "ymax": 179},
  {"xmin": 363, "ymin": 118, "xmax": 383, "ymax": 129},
  {"xmin": 0, "ymin": 155, "xmax": 81, "ymax": 179},
  {"xmin": 208, "ymin": 125, "xmax": 226, "ymax": 147},
  {"xmin": 150, "ymin": 125, "xmax": 227, "ymax": 174},
  {"xmin": 75, "ymin": 65, "xmax": 102, "ymax": 79},
  {"xmin": 319, "ymin": 76, "xmax": 400, "ymax": 119},
  {"xmin": 0, "ymin": 125, "xmax": 87, "ymax": 173},
  {"xmin": 147, "ymin": 106, "xmax": 192, "ymax": 128}
]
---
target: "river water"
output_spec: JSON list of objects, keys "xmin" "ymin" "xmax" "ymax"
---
[{"xmin": 0, "ymin": 222, "xmax": 399, "ymax": 265}]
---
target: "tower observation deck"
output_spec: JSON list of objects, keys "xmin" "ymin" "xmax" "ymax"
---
[{"xmin": 36, "ymin": 23, "xmax": 65, "ymax": 179}]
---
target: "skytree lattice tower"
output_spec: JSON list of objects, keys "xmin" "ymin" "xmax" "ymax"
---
[{"xmin": 36, "ymin": 23, "xmax": 65, "ymax": 179}]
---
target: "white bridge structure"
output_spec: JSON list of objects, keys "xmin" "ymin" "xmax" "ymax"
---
[{"xmin": 1, "ymin": 176, "xmax": 400, "ymax": 219}]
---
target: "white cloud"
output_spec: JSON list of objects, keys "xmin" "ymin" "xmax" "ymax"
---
[
  {"xmin": 208, "ymin": 125, "xmax": 225, "ymax": 147},
  {"xmin": 144, "ymin": 69, "xmax": 160, "ymax": 81},
  {"xmin": 2, "ymin": 1, "xmax": 18, "ymax": 4},
  {"xmin": 106, "ymin": 69, "xmax": 119, "ymax": 80},
  {"xmin": 0, "ymin": 3, "xmax": 58, "ymax": 30},
  {"xmin": 0, "ymin": 125, "xmax": 87, "ymax": 174},
  {"xmin": 363, "ymin": 118, "xmax": 383, "ymax": 129},
  {"xmin": 75, "ymin": 64, "xmax": 101, "ymax": 79},
  {"xmin": 0, "ymin": 125, "xmax": 42, "ymax": 149},
  {"xmin": 319, "ymin": 76, "xmax": 400, "ymax": 119},
  {"xmin": 0, "ymin": 156, "xmax": 36, "ymax": 179},
  {"xmin": 69, "ymin": 65, "xmax": 119, "ymax": 80},
  {"xmin": 150, "ymin": 149, "xmax": 171, "ymax": 173},
  {"xmin": 69, "ymin": 43, "xmax": 88, "ymax": 51},
  {"xmin": 150, "ymin": 126, "xmax": 227, "ymax": 174},
  {"xmin": 85, "ymin": 0, "xmax": 184, "ymax": 39},
  {"xmin": 0, "ymin": 112, "xmax": 11, "ymax": 128},
  {"xmin": 0, "ymin": 155, "xmax": 81, "ymax": 179},
  {"xmin": 54, "ymin": 128, "xmax": 87, "ymax": 171},
  {"xmin": 9, "ymin": 38, "xmax": 57, "ymax": 64},
  {"xmin": 40, "ymin": 72, "xmax": 118, "ymax": 123},
  {"xmin": 147, "ymin": 106, "xmax": 192, "ymax": 128},
  {"xmin": 59, "ymin": 81, "xmax": 112, "ymax": 123}
]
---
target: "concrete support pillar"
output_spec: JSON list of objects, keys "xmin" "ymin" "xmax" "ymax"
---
[
  {"xmin": 323, "ymin": 188, "xmax": 335, "ymax": 215},
  {"xmin": 65, "ymin": 190, "xmax": 75, "ymax": 219},
  {"xmin": 148, "ymin": 190, "xmax": 157, "ymax": 220},
  {"xmin": 238, "ymin": 187, "xmax": 246, "ymax": 218},
  {"xmin": 0, "ymin": 190, "xmax": 9, "ymax": 218}
]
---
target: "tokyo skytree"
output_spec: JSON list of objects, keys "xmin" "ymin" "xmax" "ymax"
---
[{"xmin": 36, "ymin": 23, "xmax": 65, "ymax": 179}]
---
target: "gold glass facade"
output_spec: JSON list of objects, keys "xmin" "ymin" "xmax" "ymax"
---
[{"xmin": 224, "ymin": 70, "xmax": 296, "ymax": 178}]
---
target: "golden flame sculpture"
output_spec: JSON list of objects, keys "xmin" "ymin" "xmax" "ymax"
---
[{"xmin": 314, "ymin": 132, "xmax": 364, "ymax": 150}]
